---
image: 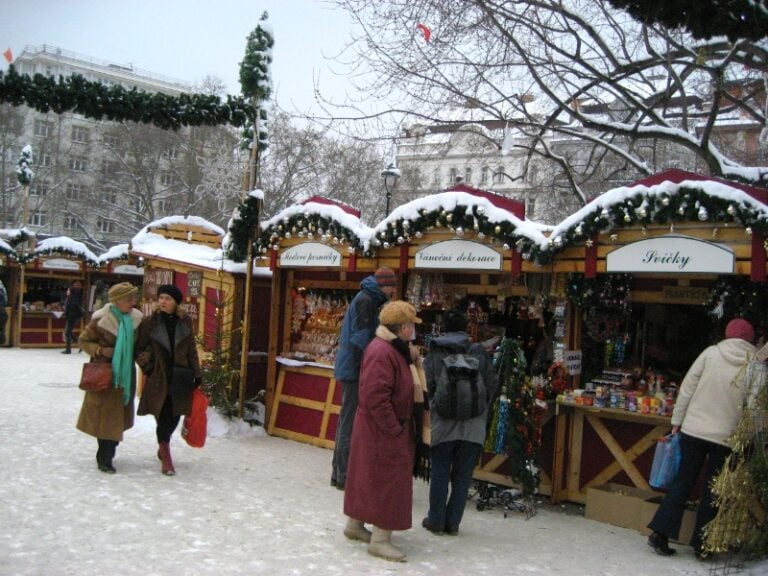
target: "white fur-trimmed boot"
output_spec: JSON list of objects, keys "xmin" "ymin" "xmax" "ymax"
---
[
  {"xmin": 343, "ymin": 517, "xmax": 371, "ymax": 543},
  {"xmin": 367, "ymin": 526, "xmax": 406, "ymax": 562}
]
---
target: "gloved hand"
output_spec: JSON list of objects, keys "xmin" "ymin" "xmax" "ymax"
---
[{"xmin": 100, "ymin": 346, "xmax": 114, "ymax": 359}]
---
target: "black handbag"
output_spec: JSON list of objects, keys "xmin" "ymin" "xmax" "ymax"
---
[{"xmin": 169, "ymin": 365, "xmax": 196, "ymax": 394}]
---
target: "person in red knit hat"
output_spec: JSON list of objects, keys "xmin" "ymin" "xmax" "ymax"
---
[{"xmin": 646, "ymin": 318, "xmax": 756, "ymax": 559}]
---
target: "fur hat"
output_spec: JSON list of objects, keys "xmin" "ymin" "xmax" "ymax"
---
[
  {"xmin": 379, "ymin": 300, "xmax": 422, "ymax": 325},
  {"xmin": 444, "ymin": 309, "xmax": 468, "ymax": 333},
  {"xmin": 108, "ymin": 282, "xmax": 138, "ymax": 304},
  {"xmin": 725, "ymin": 318, "xmax": 754, "ymax": 343},
  {"xmin": 157, "ymin": 284, "xmax": 183, "ymax": 305},
  {"xmin": 374, "ymin": 267, "xmax": 397, "ymax": 287}
]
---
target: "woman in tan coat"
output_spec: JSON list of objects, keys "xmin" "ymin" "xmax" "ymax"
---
[
  {"xmin": 135, "ymin": 284, "xmax": 201, "ymax": 476},
  {"xmin": 76, "ymin": 282, "xmax": 143, "ymax": 473}
]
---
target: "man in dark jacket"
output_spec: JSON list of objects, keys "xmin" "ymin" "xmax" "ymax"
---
[
  {"xmin": 422, "ymin": 308, "xmax": 497, "ymax": 535},
  {"xmin": 331, "ymin": 267, "xmax": 397, "ymax": 489},
  {"xmin": 62, "ymin": 280, "xmax": 84, "ymax": 354}
]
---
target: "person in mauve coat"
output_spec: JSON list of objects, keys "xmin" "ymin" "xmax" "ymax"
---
[
  {"xmin": 343, "ymin": 300, "xmax": 422, "ymax": 563},
  {"xmin": 76, "ymin": 282, "xmax": 143, "ymax": 473},
  {"xmin": 62, "ymin": 279, "xmax": 84, "ymax": 354},
  {"xmin": 135, "ymin": 284, "xmax": 201, "ymax": 476}
]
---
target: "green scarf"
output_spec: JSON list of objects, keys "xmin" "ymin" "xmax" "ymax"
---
[{"xmin": 111, "ymin": 306, "xmax": 135, "ymax": 406}]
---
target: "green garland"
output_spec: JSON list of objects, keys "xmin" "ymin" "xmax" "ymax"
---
[
  {"xmin": 485, "ymin": 338, "xmax": 540, "ymax": 497},
  {"xmin": 226, "ymin": 195, "xmax": 262, "ymax": 262},
  {"xmin": 369, "ymin": 203, "xmax": 530, "ymax": 258},
  {"xmin": 239, "ymin": 12, "xmax": 273, "ymax": 152},
  {"xmin": 539, "ymin": 186, "xmax": 768, "ymax": 264},
  {"xmin": 707, "ymin": 276, "xmax": 768, "ymax": 337},
  {"xmin": 0, "ymin": 65, "xmax": 254, "ymax": 130}
]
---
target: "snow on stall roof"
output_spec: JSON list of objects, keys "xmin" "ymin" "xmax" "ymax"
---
[
  {"xmin": 98, "ymin": 243, "xmax": 129, "ymax": 264},
  {"xmin": 131, "ymin": 229, "xmax": 271, "ymax": 277},
  {"xmin": 0, "ymin": 237, "xmax": 16, "ymax": 257},
  {"xmin": 33, "ymin": 236, "xmax": 99, "ymax": 266},
  {"xmin": 261, "ymin": 197, "xmax": 372, "ymax": 237},
  {"xmin": 549, "ymin": 169, "xmax": 768, "ymax": 240},
  {"xmin": 371, "ymin": 190, "xmax": 550, "ymax": 248},
  {"xmin": 0, "ymin": 227, "xmax": 34, "ymax": 244},
  {"xmin": 141, "ymin": 215, "xmax": 226, "ymax": 237}
]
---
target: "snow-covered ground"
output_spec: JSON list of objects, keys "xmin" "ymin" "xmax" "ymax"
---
[{"xmin": 1, "ymin": 348, "xmax": 765, "ymax": 576}]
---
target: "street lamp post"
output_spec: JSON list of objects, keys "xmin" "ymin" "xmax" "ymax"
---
[{"xmin": 381, "ymin": 162, "xmax": 401, "ymax": 216}]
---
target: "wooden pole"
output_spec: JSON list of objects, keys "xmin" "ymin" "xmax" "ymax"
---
[
  {"xmin": 238, "ymin": 106, "xmax": 261, "ymax": 418},
  {"xmin": 15, "ymin": 184, "xmax": 30, "ymax": 347}
]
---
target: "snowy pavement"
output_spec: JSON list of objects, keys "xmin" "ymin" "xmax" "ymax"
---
[{"xmin": 1, "ymin": 348, "xmax": 764, "ymax": 576}]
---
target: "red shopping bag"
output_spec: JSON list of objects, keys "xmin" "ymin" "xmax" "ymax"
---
[{"xmin": 182, "ymin": 388, "xmax": 209, "ymax": 448}]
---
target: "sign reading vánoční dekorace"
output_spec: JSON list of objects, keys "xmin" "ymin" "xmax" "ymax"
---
[
  {"xmin": 280, "ymin": 242, "xmax": 342, "ymax": 268},
  {"xmin": 41, "ymin": 258, "xmax": 80, "ymax": 271},
  {"xmin": 415, "ymin": 239, "xmax": 502, "ymax": 270},
  {"xmin": 606, "ymin": 234, "xmax": 735, "ymax": 274}
]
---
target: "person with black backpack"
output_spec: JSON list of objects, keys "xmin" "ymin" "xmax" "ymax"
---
[{"xmin": 422, "ymin": 308, "xmax": 497, "ymax": 535}]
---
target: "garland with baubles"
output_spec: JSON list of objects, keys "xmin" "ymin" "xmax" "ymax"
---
[
  {"xmin": 541, "ymin": 187, "xmax": 768, "ymax": 264},
  {"xmin": 707, "ymin": 276, "xmax": 768, "ymax": 337},
  {"xmin": 368, "ymin": 203, "xmax": 529, "ymax": 259}
]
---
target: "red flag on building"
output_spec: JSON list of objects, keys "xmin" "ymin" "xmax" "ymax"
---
[{"xmin": 3, "ymin": 48, "xmax": 13, "ymax": 63}]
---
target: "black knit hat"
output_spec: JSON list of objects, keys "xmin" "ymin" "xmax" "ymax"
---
[
  {"xmin": 444, "ymin": 309, "xmax": 468, "ymax": 333},
  {"xmin": 157, "ymin": 284, "xmax": 183, "ymax": 305}
]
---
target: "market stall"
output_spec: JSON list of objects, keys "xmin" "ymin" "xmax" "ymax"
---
[
  {"xmin": 130, "ymin": 215, "xmax": 272, "ymax": 401},
  {"xmin": 14, "ymin": 236, "xmax": 98, "ymax": 348},
  {"xmin": 542, "ymin": 169, "xmax": 768, "ymax": 503},
  {"xmin": 0, "ymin": 235, "xmax": 18, "ymax": 346},
  {"xmin": 89, "ymin": 244, "xmax": 144, "ymax": 312},
  {"xmin": 255, "ymin": 197, "xmax": 374, "ymax": 448}
]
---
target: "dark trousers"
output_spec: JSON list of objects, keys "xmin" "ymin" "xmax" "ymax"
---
[
  {"xmin": 63, "ymin": 316, "xmax": 80, "ymax": 347},
  {"xmin": 96, "ymin": 438, "xmax": 119, "ymax": 464},
  {"xmin": 428, "ymin": 440, "xmax": 483, "ymax": 531},
  {"xmin": 331, "ymin": 379, "xmax": 359, "ymax": 485},
  {"xmin": 647, "ymin": 432, "xmax": 731, "ymax": 551},
  {"xmin": 156, "ymin": 394, "xmax": 181, "ymax": 444}
]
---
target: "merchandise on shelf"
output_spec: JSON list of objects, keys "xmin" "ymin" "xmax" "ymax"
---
[{"xmin": 288, "ymin": 289, "xmax": 349, "ymax": 364}]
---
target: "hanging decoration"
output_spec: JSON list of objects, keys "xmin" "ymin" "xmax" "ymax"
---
[
  {"xmin": 0, "ymin": 66, "xmax": 254, "ymax": 131},
  {"xmin": 707, "ymin": 276, "xmax": 768, "ymax": 338},
  {"xmin": 485, "ymin": 338, "xmax": 541, "ymax": 497}
]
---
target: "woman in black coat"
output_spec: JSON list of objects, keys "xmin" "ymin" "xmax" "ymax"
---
[{"xmin": 135, "ymin": 284, "xmax": 201, "ymax": 476}]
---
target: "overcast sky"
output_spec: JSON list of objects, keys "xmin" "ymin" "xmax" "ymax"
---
[{"xmin": 0, "ymin": 0, "xmax": 358, "ymax": 115}]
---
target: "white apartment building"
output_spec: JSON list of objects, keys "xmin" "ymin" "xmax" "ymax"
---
[{"xmin": 0, "ymin": 45, "xmax": 238, "ymax": 249}]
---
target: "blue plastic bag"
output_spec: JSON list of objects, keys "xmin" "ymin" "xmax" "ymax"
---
[{"xmin": 649, "ymin": 433, "xmax": 681, "ymax": 489}]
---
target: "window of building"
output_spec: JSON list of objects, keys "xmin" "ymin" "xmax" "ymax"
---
[
  {"xmin": 71, "ymin": 126, "xmax": 90, "ymax": 144},
  {"xmin": 449, "ymin": 167, "xmax": 458, "ymax": 185},
  {"xmin": 104, "ymin": 188, "xmax": 117, "ymax": 204},
  {"xmin": 97, "ymin": 217, "xmax": 115, "ymax": 233},
  {"xmin": 37, "ymin": 152, "xmax": 52, "ymax": 167},
  {"xmin": 34, "ymin": 120, "xmax": 52, "ymax": 138},
  {"xmin": 464, "ymin": 167, "xmax": 472, "ymax": 185},
  {"xmin": 69, "ymin": 156, "xmax": 87, "ymax": 172},
  {"xmin": 160, "ymin": 170, "xmax": 175, "ymax": 187},
  {"xmin": 494, "ymin": 166, "xmax": 506, "ymax": 184},
  {"xmin": 481, "ymin": 166, "xmax": 489, "ymax": 185},
  {"xmin": 165, "ymin": 146, "xmax": 178, "ymax": 160},
  {"xmin": 157, "ymin": 198, "xmax": 167, "ymax": 213},
  {"xmin": 29, "ymin": 210, "xmax": 47, "ymax": 227},
  {"xmin": 432, "ymin": 170, "xmax": 440, "ymax": 186},
  {"xmin": 65, "ymin": 183, "xmax": 84, "ymax": 200},
  {"xmin": 30, "ymin": 181, "xmax": 50, "ymax": 197},
  {"xmin": 63, "ymin": 215, "xmax": 78, "ymax": 230},
  {"xmin": 527, "ymin": 197, "xmax": 536, "ymax": 216},
  {"xmin": 103, "ymin": 134, "xmax": 119, "ymax": 148}
]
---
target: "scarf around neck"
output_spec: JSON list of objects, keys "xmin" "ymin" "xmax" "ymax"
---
[{"xmin": 110, "ymin": 306, "xmax": 135, "ymax": 405}]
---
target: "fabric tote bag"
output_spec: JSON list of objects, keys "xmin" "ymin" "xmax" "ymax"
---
[
  {"xmin": 649, "ymin": 433, "xmax": 682, "ymax": 489},
  {"xmin": 182, "ymin": 388, "xmax": 208, "ymax": 448}
]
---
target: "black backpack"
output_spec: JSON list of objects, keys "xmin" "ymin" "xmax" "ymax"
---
[{"xmin": 432, "ymin": 344, "xmax": 487, "ymax": 420}]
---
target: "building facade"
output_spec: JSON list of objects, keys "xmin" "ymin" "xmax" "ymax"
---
[{"xmin": 0, "ymin": 45, "xmax": 240, "ymax": 249}]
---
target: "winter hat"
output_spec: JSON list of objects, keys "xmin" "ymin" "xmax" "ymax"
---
[
  {"xmin": 444, "ymin": 309, "xmax": 468, "ymax": 333},
  {"xmin": 108, "ymin": 282, "xmax": 138, "ymax": 304},
  {"xmin": 725, "ymin": 318, "xmax": 754, "ymax": 343},
  {"xmin": 157, "ymin": 284, "xmax": 184, "ymax": 305},
  {"xmin": 374, "ymin": 267, "xmax": 397, "ymax": 287},
  {"xmin": 379, "ymin": 300, "xmax": 422, "ymax": 325}
]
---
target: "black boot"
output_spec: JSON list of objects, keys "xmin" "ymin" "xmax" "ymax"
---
[
  {"xmin": 648, "ymin": 531, "xmax": 676, "ymax": 556},
  {"xmin": 96, "ymin": 439, "xmax": 117, "ymax": 473},
  {"xmin": 61, "ymin": 345, "xmax": 71, "ymax": 354}
]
